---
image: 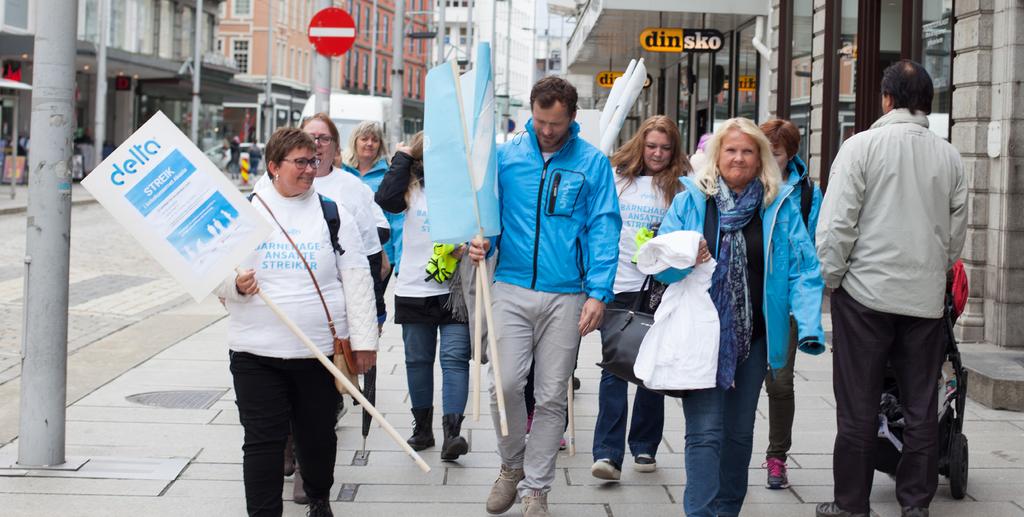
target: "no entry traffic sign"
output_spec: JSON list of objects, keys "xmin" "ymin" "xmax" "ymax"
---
[{"xmin": 308, "ymin": 7, "xmax": 357, "ymax": 57}]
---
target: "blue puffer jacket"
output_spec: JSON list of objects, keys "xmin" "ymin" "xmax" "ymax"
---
[
  {"xmin": 493, "ymin": 120, "xmax": 622, "ymax": 303},
  {"xmin": 656, "ymin": 176, "xmax": 825, "ymax": 372},
  {"xmin": 344, "ymin": 158, "xmax": 405, "ymax": 271},
  {"xmin": 786, "ymin": 155, "xmax": 823, "ymax": 245}
]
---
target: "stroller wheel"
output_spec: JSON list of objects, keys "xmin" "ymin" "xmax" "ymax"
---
[{"xmin": 949, "ymin": 432, "xmax": 969, "ymax": 499}]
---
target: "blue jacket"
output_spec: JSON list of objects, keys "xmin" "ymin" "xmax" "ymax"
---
[
  {"xmin": 656, "ymin": 176, "xmax": 825, "ymax": 372},
  {"xmin": 345, "ymin": 158, "xmax": 405, "ymax": 271},
  {"xmin": 786, "ymin": 155, "xmax": 823, "ymax": 245},
  {"xmin": 493, "ymin": 120, "xmax": 622, "ymax": 303}
]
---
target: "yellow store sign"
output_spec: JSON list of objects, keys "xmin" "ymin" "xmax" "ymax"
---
[
  {"xmin": 596, "ymin": 71, "xmax": 624, "ymax": 88},
  {"xmin": 640, "ymin": 28, "xmax": 725, "ymax": 53}
]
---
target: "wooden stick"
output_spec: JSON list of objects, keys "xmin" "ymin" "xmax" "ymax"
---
[
  {"xmin": 471, "ymin": 266, "xmax": 483, "ymax": 422},
  {"xmin": 477, "ymin": 259, "xmax": 508, "ymax": 436},
  {"xmin": 240, "ymin": 269, "xmax": 431, "ymax": 472},
  {"xmin": 567, "ymin": 377, "xmax": 576, "ymax": 456}
]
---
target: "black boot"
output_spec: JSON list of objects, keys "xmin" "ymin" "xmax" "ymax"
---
[
  {"xmin": 440, "ymin": 413, "xmax": 469, "ymax": 460},
  {"xmin": 407, "ymin": 407, "xmax": 435, "ymax": 451}
]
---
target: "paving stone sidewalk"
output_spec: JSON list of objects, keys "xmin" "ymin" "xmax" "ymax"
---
[{"xmin": 0, "ymin": 297, "xmax": 1022, "ymax": 517}]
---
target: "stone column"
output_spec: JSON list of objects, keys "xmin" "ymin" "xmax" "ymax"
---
[
  {"xmin": 807, "ymin": 0, "xmax": 828, "ymax": 182},
  {"xmin": 952, "ymin": 0, "xmax": 994, "ymax": 343},
  {"xmin": 982, "ymin": 0, "xmax": 1024, "ymax": 348}
]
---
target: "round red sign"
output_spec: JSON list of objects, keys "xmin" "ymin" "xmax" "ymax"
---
[{"xmin": 308, "ymin": 7, "xmax": 357, "ymax": 57}]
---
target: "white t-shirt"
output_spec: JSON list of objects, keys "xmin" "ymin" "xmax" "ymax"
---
[
  {"xmin": 614, "ymin": 173, "xmax": 670, "ymax": 294},
  {"xmin": 227, "ymin": 187, "xmax": 367, "ymax": 358},
  {"xmin": 254, "ymin": 168, "xmax": 385, "ymax": 255},
  {"xmin": 394, "ymin": 188, "xmax": 451, "ymax": 298}
]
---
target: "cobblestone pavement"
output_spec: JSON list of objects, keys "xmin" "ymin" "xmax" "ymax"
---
[{"xmin": 0, "ymin": 204, "xmax": 192, "ymax": 385}]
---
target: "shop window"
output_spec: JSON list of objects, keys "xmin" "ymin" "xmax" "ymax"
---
[
  {"xmin": 711, "ymin": 35, "xmax": 732, "ymax": 132},
  {"xmin": 789, "ymin": 0, "xmax": 814, "ymax": 162},
  {"xmin": 734, "ymin": 23, "xmax": 759, "ymax": 122},
  {"xmin": 233, "ymin": 40, "xmax": 250, "ymax": 74},
  {"xmin": 922, "ymin": 0, "xmax": 954, "ymax": 139},
  {"xmin": 5, "ymin": 0, "xmax": 29, "ymax": 29}
]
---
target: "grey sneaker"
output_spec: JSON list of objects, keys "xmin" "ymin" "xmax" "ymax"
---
[
  {"xmin": 816, "ymin": 502, "xmax": 868, "ymax": 517},
  {"xmin": 634, "ymin": 453, "xmax": 657, "ymax": 473},
  {"xmin": 590, "ymin": 458, "xmax": 622, "ymax": 480},
  {"xmin": 901, "ymin": 508, "xmax": 929, "ymax": 517},
  {"xmin": 521, "ymin": 490, "xmax": 550, "ymax": 517},
  {"xmin": 485, "ymin": 464, "xmax": 524, "ymax": 515}
]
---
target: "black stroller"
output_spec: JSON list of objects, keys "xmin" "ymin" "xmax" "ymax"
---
[{"xmin": 874, "ymin": 293, "xmax": 969, "ymax": 499}]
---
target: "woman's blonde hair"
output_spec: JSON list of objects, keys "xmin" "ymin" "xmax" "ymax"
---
[
  {"xmin": 342, "ymin": 120, "xmax": 389, "ymax": 168},
  {"xmin": 610, "ymin": 115, "xmax": 691, "ymax": 206},
  {"xmin": 695, "ymin": 117, "xmax": 781, "ymax": 205}
]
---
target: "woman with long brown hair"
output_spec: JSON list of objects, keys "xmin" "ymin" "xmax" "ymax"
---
[{"xmin": 592, "ymin": 115, "xmax": 692, "ymax": 481}]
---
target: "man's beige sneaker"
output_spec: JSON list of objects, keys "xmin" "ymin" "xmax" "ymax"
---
[
  {"xmin": 485, "ymin": 464, "xmax": 524, "ymax": 514},
  {"xmin": 521, "ymin": 490, "xmax": 550, "ymax": 517}
]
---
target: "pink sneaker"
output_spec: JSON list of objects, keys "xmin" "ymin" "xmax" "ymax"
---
[
  {"xmin": 763, "ymin": 457, "xmax": 789, "ymax": 489},
  {"xmin": 525, "ymin": 410, "xmax": 534, "ymax": 434},
  {"xmin": 559, "ymin": 437, "xmax": 567, "ymax": 450}
]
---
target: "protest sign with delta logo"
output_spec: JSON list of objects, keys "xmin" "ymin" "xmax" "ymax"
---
[{"xmin": 82, "ymin": 112, "xmax": 272, "ymax": 301}]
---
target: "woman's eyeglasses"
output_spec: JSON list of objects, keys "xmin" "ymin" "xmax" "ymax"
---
[
  {"xmin": 281, "ymin": 157, "xmax": 322, "ymax": 169},
  {"xmin": 312, "ymin": 135, "xmax": 334, "ymax": 146}
]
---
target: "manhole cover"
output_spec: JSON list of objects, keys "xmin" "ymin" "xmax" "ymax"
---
[{"xmin": 126, "ymin": 389, "xmax": 227, "ymax": 410}]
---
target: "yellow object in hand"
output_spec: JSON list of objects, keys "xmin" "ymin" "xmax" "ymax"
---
[
  {"xmin": 631, "ymin": 227, "xmax": 655, "ymax": 263},
  {"xmin": 424, "ymin": 243, "xmax": 459, "ymax": 283}
]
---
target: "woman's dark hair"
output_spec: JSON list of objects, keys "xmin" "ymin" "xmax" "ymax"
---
[
  {"xmin": 530, "ymin": 76, "xmax": 578, "ymax": 117},
  {"xmin": 301, "ymin": 112, "xmax": 342, "ymax": 164},
  {"xmin": 880, "ymin": 60, "xmax": 933, "ymax": 114},
  {"xmin": 264, "ymin": 127, "xmax": 315, "ymax": 178}
]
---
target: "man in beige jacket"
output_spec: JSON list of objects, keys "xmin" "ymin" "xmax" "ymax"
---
[{"xmin": 815, "ymin": 60, "xmax": 967, "ymax": 517}]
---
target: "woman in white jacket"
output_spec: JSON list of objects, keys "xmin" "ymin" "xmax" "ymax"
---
[{"xmin": 218, "ymin": 127, "xmax": 378, "ymax": 517}]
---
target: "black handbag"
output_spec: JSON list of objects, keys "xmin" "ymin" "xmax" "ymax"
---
[{"xmin": 597, "ymin": 277, "xmax": 686, "ymax": 398}]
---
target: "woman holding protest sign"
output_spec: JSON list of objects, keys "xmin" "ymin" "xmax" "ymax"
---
[
  {"xmin": 592, "ymin": 115, "xmax": 691, "ymax": 481},
  {"xmin": 375, "ymin": 132, "xmax": 472, "ymax": 460},
  {"xmin": 216, "ymin": 127, "xmax": 379, "ymax": 517}
]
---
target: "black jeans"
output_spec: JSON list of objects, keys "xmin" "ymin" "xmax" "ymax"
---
[
  {"xmin": 830, "ymin": 288, "xmax": 945, "ymax": 512},
  {"xmin": 230, "ymin": 351, "xmax": 341, "ymax": 516}
]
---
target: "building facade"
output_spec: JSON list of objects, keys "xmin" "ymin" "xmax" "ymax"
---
[
  {"xmin": 0, "ymin": 0, "xmax": 256, "ymax": 159},
  {"xmin": 440, "ymin": 0, "xmax": 536, "ymax": 133},
  {"xmin": 215, "ymin": 0, "xmax": 432, "ymax": 143},
  {"xmin": 768, "ymin": 0, "xmax": 1024, "ymax": 353}
]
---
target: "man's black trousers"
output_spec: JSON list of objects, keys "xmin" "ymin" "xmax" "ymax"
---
[{"xmin": 830, "ymin": 287, "xmax": 946, "ymax": 513}]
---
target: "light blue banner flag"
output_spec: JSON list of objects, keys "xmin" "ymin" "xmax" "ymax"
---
[{"xmin": 423, "ymin": 43, "xmax": 500, "ymax": 244}]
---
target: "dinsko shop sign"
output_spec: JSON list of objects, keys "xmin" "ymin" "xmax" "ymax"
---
[{"xmin": 640, "ymin": 28, "xmax": 725, "ymax": 53}]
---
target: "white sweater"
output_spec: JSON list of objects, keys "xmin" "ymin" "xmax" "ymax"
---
[{"xmin": 216, "ymin": 187, "xmax": 378, "ymax": 358}]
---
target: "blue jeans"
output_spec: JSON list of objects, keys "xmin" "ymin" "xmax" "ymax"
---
[
  {"xmin": 593, "ymin": 369, "xmax": 665, "ymax": 465},
  {"xmin": 402, "ymin": 323, "xmax": 471, "ymax": 414},
  {"xmin": 681, "ymin": 337, "xmax": 767, "ymax": 517}
]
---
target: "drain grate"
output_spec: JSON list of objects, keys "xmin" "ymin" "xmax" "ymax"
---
[{"xmin": 126, "ymin": 389, "xmax": 227, "ymax": 410}]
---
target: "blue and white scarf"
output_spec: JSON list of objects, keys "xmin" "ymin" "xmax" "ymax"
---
[{"xmin": 709, "ymin": 176, "xmax": 763, "ymax": 389}]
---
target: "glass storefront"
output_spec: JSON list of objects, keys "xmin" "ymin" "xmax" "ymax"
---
[
  {"xmin": 734, "ymin": 23, "xmax": 759, "ymax": 121},
  {"xmin": 922, "ymin": 0, "xmax": 954, "ymax": 139},
  {"xmin": 790, "ymin": 0, "xmax": 813, "ymax": 163}
]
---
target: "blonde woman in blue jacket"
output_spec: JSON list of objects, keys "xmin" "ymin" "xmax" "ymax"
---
[{"xmin": 654, "ymin": 117, "xmax": 825, "ymax": 517}]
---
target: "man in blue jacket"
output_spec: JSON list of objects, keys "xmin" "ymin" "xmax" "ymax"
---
[{"xmin": 469, "ymin": 77, "xmax": 621, "ymax": 517}]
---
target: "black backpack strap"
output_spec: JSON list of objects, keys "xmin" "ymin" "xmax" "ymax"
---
[
  {"xmin": 704, "ymin": 195, "xmax": 719, "ymax": 258},
  {"xmin": 317, "ymin": 194, "xmax": 345, "ymax": 256},
  {"xmin": 800, "ymin": 176, "xmax": 813, "ymax": 228}
]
